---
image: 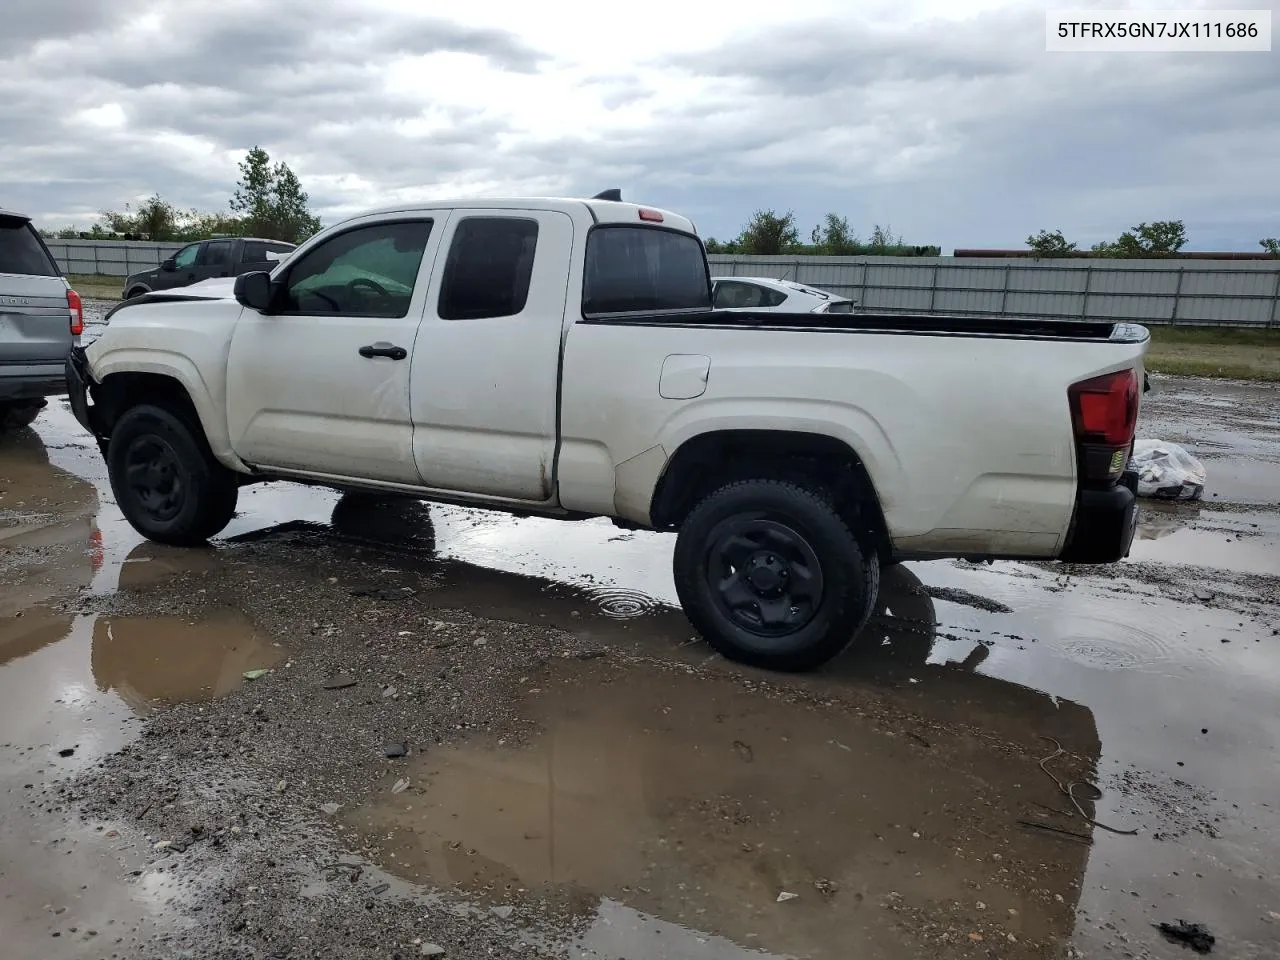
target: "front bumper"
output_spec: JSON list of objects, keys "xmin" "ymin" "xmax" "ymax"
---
[
  {"xmin": 65, "ymin": 346, "xmax": 98, "ymax": 435},
  {"xmin": 1058, "ymin": 470, "xmax": 1139, "ymax": 564}
]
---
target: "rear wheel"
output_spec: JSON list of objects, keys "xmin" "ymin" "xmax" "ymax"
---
[
  {"xmin": 0, "ymin": 399, "xmax": 46, "ymax": 431},
  {"xmin": 673, "ymin": 478, "xmax": 880, "ymax": 671},
  {"xmin": 107, "ymin": 403, "xmax": 238, "ymax": 545},
  {"xmin": 126, "ymin": 287, "xmax": 149, "ymax": 299}
]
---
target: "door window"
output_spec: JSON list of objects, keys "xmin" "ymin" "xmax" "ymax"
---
[
  {"xmin": 200, "ymin": 240, "xmax": 235, "ymax": 268},
  {"xmin": 280, "ymin": 220, "xmax": 432, "ymax": 318},
  {"xmin": 173, "ymin": 243, "xmax": 199, "ymax": 269},
  {"xmin": 437, "ymin": 217, "xmax": 538, "ymax": 320},
  {"xmin": 241, "ymin": 241, "xmax": 269, "ymax": 262}
]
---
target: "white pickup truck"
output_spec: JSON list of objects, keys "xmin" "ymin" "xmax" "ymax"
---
[{"xmin": 67, "ymin": 192, "xmax": 1147, "ymax": 671}]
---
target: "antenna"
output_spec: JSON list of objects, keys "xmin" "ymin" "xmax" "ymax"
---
[{"xmin": 592, "ymin": 189, "xmax": 622, "ymax": 202}]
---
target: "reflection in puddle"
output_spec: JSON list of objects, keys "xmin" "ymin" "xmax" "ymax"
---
[
  {"xmin": 91, "ymin": 611, "xmax": 284, "ymax": 711},
  {"xmin": 572, "ymin": 899, "xmax": 781, "ymax": 959},
  {"xmin": 348, "ymin": 658, "xmax": 1094, "ymax": 959}
]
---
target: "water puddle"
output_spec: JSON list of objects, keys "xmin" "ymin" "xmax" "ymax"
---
[
  {"xmin": 91, "ymin": 610, "xmax": 283, "ymax": 712},
  {"xmin": 347, "ymin": 657, "xmax": 1095, "ymax": 959}
]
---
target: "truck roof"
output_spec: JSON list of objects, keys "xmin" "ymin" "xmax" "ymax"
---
[{"xmin": 347, "ymin": 196, "xmax": 697, "ymax": 237}]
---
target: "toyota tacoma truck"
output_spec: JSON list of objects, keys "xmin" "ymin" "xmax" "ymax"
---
[{"xmin": 66, "ymin": 192, "xmax": 1147, "ymax": 671}]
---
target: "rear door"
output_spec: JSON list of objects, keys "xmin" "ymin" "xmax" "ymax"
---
[
  {"xmin": 410, "ymin": 209, "xmax": 573, "ymax": 500},
  {"xmin": 237, "ymin": 240, "xmax": 286, "ymax": 275},
  {"xmin": 0, "ymin": 213, "xmax": 70, "ymax": 367},
  {"xmin": 194, "ymin": 239, "xmax": 236, "ymax": 283}
]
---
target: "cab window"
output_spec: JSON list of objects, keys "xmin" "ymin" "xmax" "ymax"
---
[{"xmin": 280, "ymin": 221, "xmax": 432, "ymax": 318}]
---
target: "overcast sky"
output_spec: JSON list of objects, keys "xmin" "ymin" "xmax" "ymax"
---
[{"xmin": 3, "ymin": 0, "xmax": 1277, "ymax": 251}]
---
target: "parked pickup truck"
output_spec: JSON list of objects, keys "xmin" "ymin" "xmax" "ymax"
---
[
  {"xmin": 121, "ymin": 237, "xmax": 295, "ymax": 300},
  {"xmin": 66, "ymin": 192, "xmax": 1147, "ymax": 671}
]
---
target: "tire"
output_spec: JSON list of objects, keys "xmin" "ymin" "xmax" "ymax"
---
[
  {"xmin": 126, "ymin": 287, "xmax": 149, "ymax": 300},
  {"xmin": 107, "ymin": 403, "xmax": 239, "ymax": 545},
  {"xmin": 0, "ymin": 399, "xmax": 46, "ymax": 431},
  {"xmin": 673, "ymin": 478, "xmax": 880, "ymax": 672}
]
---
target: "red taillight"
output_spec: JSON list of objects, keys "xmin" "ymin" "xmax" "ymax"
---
[
  {"xmin": 1069, "ymin": 370, "xmax": 1138, "ymax": 446},
  {"xmin": 1068, "ymin": 369, "xmax": 1140, "ymax": 486},
  {"xmin": 67, "ymin": 288, "xmax": 84, "ymax": 336},
  {"xmin": 638, "ymin": 208, "xmax": 664, "ymax": 223}
]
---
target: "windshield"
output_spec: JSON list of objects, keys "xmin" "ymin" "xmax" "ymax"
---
[{"xmin": 583, "ymin": 225, "xmax": 710, "ymax": 315}]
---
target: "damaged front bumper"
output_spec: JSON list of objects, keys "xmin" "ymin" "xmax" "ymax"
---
[{"xmin": 65, "ymin": 346, "xmax": 105, "ymax": 443}]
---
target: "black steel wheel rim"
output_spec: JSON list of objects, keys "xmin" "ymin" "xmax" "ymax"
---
[
  {"xmin": 705, "ymin": 516, "xmax": 825, "ymax": 637},
  {"xmin": 123, "ymin": 434, "xmax": 185, "ymax": 522}
]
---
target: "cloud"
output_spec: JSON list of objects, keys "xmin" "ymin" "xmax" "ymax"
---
[{"xmin": 2, "ymin": 0, "xmax": 1276, "ymax": 251}]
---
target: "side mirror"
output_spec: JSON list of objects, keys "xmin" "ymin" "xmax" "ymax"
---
[
  {"xmin": 160, "ymin": 257, "xmax": 176, "ymax": 272},
  {"xmin": 234, "ymin": 271, "xmax": 274, "ymax": 312}
]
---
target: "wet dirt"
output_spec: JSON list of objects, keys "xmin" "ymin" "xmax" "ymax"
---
[
  {"xmin": 0, "ymin": 377, "xmax": 1278, "ymax": 958},
  {"xmin": 349, "ymin": 655, "xmax": 1093, "ymax": 959}
]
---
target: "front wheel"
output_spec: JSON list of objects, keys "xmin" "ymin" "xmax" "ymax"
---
[
  {"xmin": 673, "ymin": 479, "xmax": 880, "ymax": 672},
  {"xmin": 107, "ymin": 403, "xmax": 239, "ymax": 545}
]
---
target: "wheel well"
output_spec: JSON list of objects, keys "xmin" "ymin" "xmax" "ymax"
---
[
  {"xmin": 91, "ymin": 372, "xmax": 200, "ymax": 436},
  {"xmin": 649, "ymin": 430, "xmax": 891, "ymax": 558}
]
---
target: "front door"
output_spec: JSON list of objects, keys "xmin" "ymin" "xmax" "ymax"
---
[
  {"xmin": 225, "ymin": 216, "xmax": 440, "ymax": 485},
  {"xmin": 157, "ymin": 242, "xmax": 200, "ymax": 291},
  {"xmin": 410, "ymin": 209, "xmax": 572, "ymax": 501}
]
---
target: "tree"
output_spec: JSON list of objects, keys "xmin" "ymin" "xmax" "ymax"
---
[
  {"xmin": 1092, "ymin": 220, "xmax": 1187, "ymax": 258},
  {"xmin": 703, "ymin": 237, "xmax": 739, "ymax": 254},
  {"xmin": 97, "ymin": 194, "xmax": 182, "ymax": 241},
  {"xmin": 867, "ymin": 223, "xmax": 903, "ymax": 255},
  {"xmin": 1025, "ymin": 229, "xmax": 1078, "ymax": 258},
  {"xmin": 734, "ymin": 209, "xmax": 800, "ymax": 255},
  {"xmin": 1261, "ymin": 238, "xmax": 1280, "ymax": 257},
  {"xmin": 809, "ymin": 213, "xmax": 860, "ymax": 255},
  {"xmin": 229, "ymin": 146, "xmax": 321, "ymax": 243}
]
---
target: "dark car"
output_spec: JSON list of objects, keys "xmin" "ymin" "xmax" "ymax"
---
[
  {"xmin": 0, "ymin": 208, "xmax": 81, "ymax": 430},
  {"xmin": 122, "ymin": 237, "xmax": 296, "ymax": 299}
]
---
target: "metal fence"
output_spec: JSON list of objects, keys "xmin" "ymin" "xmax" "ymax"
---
[
  {"xmin": 48, "ymin": 240, "xmax": 1280, "ymax": 326},
  {"xmin": 710, "ymin": 254, "xmax": 1280, "ymax": 327},
  {"xmin": 48, "ymin": 239, "xmax": 185, "ymax": 278}
]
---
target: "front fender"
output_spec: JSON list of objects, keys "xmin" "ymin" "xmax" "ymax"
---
[{"xmin": 84, "ymin": 344, "xmax": 247, "ymax": 471}]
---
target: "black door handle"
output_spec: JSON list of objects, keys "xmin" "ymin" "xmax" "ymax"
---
[{"xmin": 359, "ymin": 342, "xmax": 407, "ymax": 360}]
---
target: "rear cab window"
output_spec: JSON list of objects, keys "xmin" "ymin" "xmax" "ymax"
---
[
  {"xmin": 582, "ymin": 225, "xmax": 710, "ymax": 316},
  {"xmin": 0, "ymin": 214, "xmax": 60, "ymax": 277}
]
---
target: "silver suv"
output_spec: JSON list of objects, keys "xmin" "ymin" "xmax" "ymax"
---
[{"xmin": 0, "ymin": 209, "xmax": 81, "ymax": 430}]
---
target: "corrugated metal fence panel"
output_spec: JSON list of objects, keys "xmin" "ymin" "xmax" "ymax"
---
[
  {"xmin": 707, "ymin": 254, "xmax": 1280, "ymax": 327},
  {"xmin": 47, "ymin": 245, "xmax": 1280, "ymax": 325},
  {"xmin": 49, "ymin": 240, "xmax": 185, "ymax": 277}
]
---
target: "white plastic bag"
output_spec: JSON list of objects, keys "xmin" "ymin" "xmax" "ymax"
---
[{"xmin": 1128, "ymin": 439, "xmax": 1206, "ymax": 500}]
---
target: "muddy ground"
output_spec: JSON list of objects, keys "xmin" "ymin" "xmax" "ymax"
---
[{"xmin": 2, "ymin": 354, "xmax": 1279, "ymax": 958}]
